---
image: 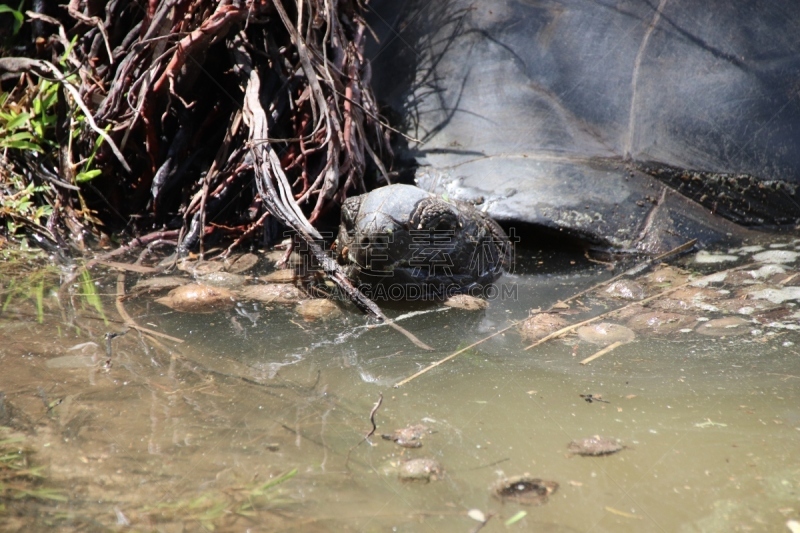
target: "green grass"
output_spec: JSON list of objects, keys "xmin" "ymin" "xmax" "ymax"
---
[
  {"xmin": 0, "ymin": 249, "xmax": 57, "ymax": 321},
  {"xmin": 146, "ymin": 468, "xmax": 298, "ymax": 530},
  {"xmin": 0, "ymin": 52, "xmax": 105, "ymax": 243},
  {"xmin": 0, "ymin": 248, "xmax": 110, "ymax": 326},
  {"xmin": 0, "ymin": 430, "xmax": 67, "ymax": 507}
]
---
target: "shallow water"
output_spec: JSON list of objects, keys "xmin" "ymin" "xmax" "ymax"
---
[{"xmin": 1, "ymin": 241, "xmax": 799, "ymax": 532}]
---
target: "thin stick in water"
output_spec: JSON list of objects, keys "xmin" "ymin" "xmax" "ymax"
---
[
  {"xmin": 115, "ymin": 272, "xmax": 184, "ymax": 344},
  {"xmin": 394, "ymin": 322, "xmax": 520, "ymax": 388},
  {"xmin": 580, "ymin": 341, "xmax": 624, "ymax": 365},
  {"xmin": 345, "ymin": 393, "xmax": 384, "ymax": 468},
  {"xmin": 365, "ymin": 393, "xmax": 383, "ymax": 441}
]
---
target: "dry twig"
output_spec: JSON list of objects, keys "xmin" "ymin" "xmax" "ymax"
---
[
  {"xmin": 115, "ymin": 272, "xmax": 184, "ymax": 344},
  {"xmin": 580, "ymin": 341, "xmax": 624, "ymax": 365},
  {"xmin": 345, "ymin": 393, "xmax": 383, "ymax": 469}
]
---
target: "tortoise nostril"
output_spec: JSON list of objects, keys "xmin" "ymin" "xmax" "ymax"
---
[{"xmin": 361, "ymin": 234, "xmax": 390, "ymax": 250}]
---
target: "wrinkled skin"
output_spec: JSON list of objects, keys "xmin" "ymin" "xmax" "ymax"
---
[
  {"xmin": 336, "ymin": 184, "xmax": 511, "ymax": 296},
  {"xmin": 367, "ymin": 0, "xmax": 800, "ymax": 253}
]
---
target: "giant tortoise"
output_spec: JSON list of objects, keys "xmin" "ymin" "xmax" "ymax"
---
[
  {"xmin": 336, "ymin": 184, "xmax": 512, "ymax": 298},
  {"xmin": 365, "ymin": 0, "xmax": 800, "ymax": 253}
]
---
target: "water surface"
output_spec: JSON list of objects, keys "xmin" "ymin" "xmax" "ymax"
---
[{"xmin": 1, "ymin": 241, "xmax": 799, "ymax": 532}]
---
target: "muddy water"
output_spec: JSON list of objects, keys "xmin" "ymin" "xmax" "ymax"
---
[{"xmin": 1, "ymin": 242, "xmax": 799, "ymax": 532}]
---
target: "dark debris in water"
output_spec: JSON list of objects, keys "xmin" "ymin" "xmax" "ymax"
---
[
  {"xmin": 579, "ymin": 394, "xmax": 609, "ymax": 404},
  {"xmin": 491, "ymin": 475, "xmax": 559, "ymax": 505}
]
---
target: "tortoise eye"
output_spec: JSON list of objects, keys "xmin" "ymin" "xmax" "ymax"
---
[{"xmin": 340, "ymin": 199, "xmax": 361, "ymax": 229}]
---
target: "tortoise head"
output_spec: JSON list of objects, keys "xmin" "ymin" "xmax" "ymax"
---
[{"xmin": 338, "ymin": 194, "xmax": 401, "ymax": 273}]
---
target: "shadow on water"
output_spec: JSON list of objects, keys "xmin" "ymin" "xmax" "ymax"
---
[{"xmin": 2, "ymin": 237, "xmax": 800, "ymax": 531}]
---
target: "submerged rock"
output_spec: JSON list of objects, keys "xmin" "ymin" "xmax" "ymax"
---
[
  {"xmin": 519, "ymin": 313, "xmax": 569, "ymax": 343},
  {"xmin": 742, "ymin": 264, "xmax": 788, "ymax": 281},
  {"xmin": 294, "ymin": 299, "xmax": 342, "ymax": 321},
  {"xmin": 695, "ymin": 317, "xmax": 751, "ymax": 337},
  {"xmin": 670, "ymin": 287, "xmax": 721, "ymax": 302},
  {"xmin": 155, "ymin": 284, "xmax": 236, "ymax": 313},
  {"xmin": 576, "ymin": 323, "xmax": 636, "ymax": 345},
  {"xmin": 567, "ymin": 436, "xmax": 625, "ymax": 456},
  {"xmin": 261, "ymin": 269, "xmax": 300, "ymax": 284},
  {"xmin": 694, "ymin": 251, "xmax": 740, "ymax": 264},
  {"xmin": 398, "ymin": 458, "xmax": 443, "ymax": 482},
  {"xmin": 644, "ymin": 266, "xmax": 691, "ymax": 287},
  {"xmin": 177, "ymin": 259, "xmax": 225, "ymax": 276},
  {"xmin": 752, "ymin": 250, "xmax": 799, "ymax": 264},
  {"xmin": 604, "ymin": 280, "xmax": 646, "ymax": 300},
  {"xmin": 224, "ymin": 253, "xmax": 259, "ymax": 274},
  {"xmin": 237, "ymin": 283, "xmax": 306, "ymax": 304},
  {"xmin": 195, "ymin": 271, "xmax": 247, "ymax": 290},
  {"xmin": 381, "ymin": 424, "xmax": 430, "ymax": 448},
  {"xmin": 745, "ymin": 286, "xmax": 800, "ymax": 305},
  {"xmin": 715, "ymin": 298, "xmax": 781, "ymax": 315},
  {"xmin": 131, "ymin": 275, "xmax": 188, "ymax": 294},
  {"xmin": 627, "ymin": 312, "xmax": 696, "ymax": 335},
  {"xmin": 650, "ymin": 298, "xmax": 697, "ymax": 313},
  {"xmin": 750, "ymin": 306, "xmax": 794, "ymax": 324},
  {"xmin": 443, "ymin": 294, "xmax": 489, "ymax": 311}
]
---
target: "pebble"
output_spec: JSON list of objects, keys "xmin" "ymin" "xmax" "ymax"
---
[{"xmin": 155, "ymin": 284, "xmax": 236, "ymax": 313}]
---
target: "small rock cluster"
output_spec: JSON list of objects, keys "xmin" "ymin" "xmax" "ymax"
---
[
  {"xmin": 133, "ymin": 253, "xmax": 342, "ymax": 320},
  {"xmin": 520, "ymin": 239, "xmax": 800, "ymax": 348}
]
